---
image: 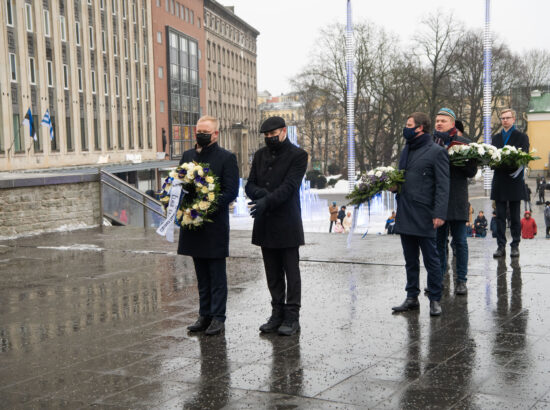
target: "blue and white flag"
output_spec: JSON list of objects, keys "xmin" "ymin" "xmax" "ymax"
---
[
  {"xmin": 41, "ymin": 109, "xmax": 54, "ymax": 141},
  {"xmin": 22, "ymin": 108, "xmax": 37, "ymax": 141}
]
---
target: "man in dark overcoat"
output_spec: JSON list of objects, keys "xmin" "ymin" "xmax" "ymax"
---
[
  {"xmin": 245, "ymin": 116, "xmax": 308, "ymax": 336},
  {"xmin": 491, "ymin": 109, "xmax": 530, "ymax": 258},
  {"xmin": 433, "ymin": 108, "xmax": 477, "ymax": 295},
  {"xmin": 393, "ymin": 112, "xmax": 450, "ymax": 316},
  {"xmin": 178, "ymin": 116, "xmax": 239, "ymax": 336}
]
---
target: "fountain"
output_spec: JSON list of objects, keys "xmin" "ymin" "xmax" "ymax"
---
[{"xmin": 233, "ymin": 178, "xmax": 249, "ymax": 216}]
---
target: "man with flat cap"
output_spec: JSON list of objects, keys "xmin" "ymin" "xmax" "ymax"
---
[{"xmin": 245, "ymin": 116, "xmax": 308, "ymax": 336}]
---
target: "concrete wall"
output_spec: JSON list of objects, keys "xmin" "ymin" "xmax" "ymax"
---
[{"xmin": 0, "ymin": 176, "xmax": 100, "ymax": 239}]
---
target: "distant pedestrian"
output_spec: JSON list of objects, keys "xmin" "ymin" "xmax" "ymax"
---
[
  {"xmin": 337, "ymin": 206, "xmax": 346, "ymax": 225},
  {"xmin": 490, "ymin": 211, "xmax": 498, "ymax": 238},
  {"xmin": 544, "ymin": 201, "xmax": 550, "ymax": 238},
  {"xmin": 474, "ymin": 211, "xmax": 488, "ymax": 238},
  {"xmin": 537, "ymin": 177, "xmax": 546, "ymax": 204},
  {"xmin": 329, "ymin": 202, "xmax": 338, "ymax": 233},
  {"xmin": 385, "ymin": 211, "xmax": 396, "ymax": 235},
  {"xmin": 343, "ymin": 211, "xmax": 353, "ymax": 233},
  {"xmin": 524, "ymin": 185, "xmax": 532, "ymax": 212},
  {"xmin": 333, "ymin": 219, "xmax": 344, "ymax": 233},
  {"xmin": 520, "ymin": 211, "xmax": 537, "ymax": 239}
]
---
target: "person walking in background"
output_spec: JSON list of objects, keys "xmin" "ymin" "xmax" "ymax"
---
[
  {"xmin": 474, "ymin": 211, "xmax": 488, "ymax": 238},
  {"xmin": 328, "ymin": 202, "xmax": 338, "ymax": 233},
  {"xmin": 385, "ymin": 211, "xmax": 396, "ymax": 235},
  {"xmin": 392, "ymin": 112, "xmax": 449, "ymax": 316},
  {"xmin": 524, "ymin": 185, "xmax": 532, "ymax": 212},
  {"xmin": 537, "ymin": 177, "xmax": 546, "ymax": 204},
  {"xmin": 433, "ymin": 108, "xmax": 477, "ymax": 295},
  {"xmin": 544, "ymin": 201, "xmax": 550, "ymax": 238},
  {"xmin": 246, "ymin": 116, "xmax": 308, "ymax": 336},
  {"xmin": 491, "ymin": 109, "xmax": 530, "ymax": 258},
  {"xmin": 343, "ymin": 211, "xmax": 353, "ymax": 233},
  {"xmin": 520, "ymin": 211, "xmax": 537, "ymax": 239},
  {"xmin": 490, "ymin": 211, "xmax": 498, "ymax": 238},
  {"xmin": 337, "ymin": 206, "xmax": 346, "ymax": 225}
]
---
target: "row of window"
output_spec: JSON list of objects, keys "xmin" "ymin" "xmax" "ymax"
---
[
  {"xmin": 207, "ymin": 72, "xmax": 254, "ymax": 98},
  {"xmin": 207, "ymin": 41, "xmax": 256, "ymax": 77},
  {"xmin": 8, "ymin": 51, "xmax": 148, "ymax": 100},
  {"xmin": 158, "ymin": 0, "xmax": 200, "ymax": 28},
  {"xmin": 204, "ymin": 11, "xmax": 256, "ymax": 53}
]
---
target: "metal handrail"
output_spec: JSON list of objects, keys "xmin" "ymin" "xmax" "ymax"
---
[{"xmin": 99, "ymin": 170, "xmax": 165, "ymax": 220}]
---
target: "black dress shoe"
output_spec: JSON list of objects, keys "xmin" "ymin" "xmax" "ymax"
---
[
  {"xmin": 430, "ymin": 300, "xmax": 442, "ymax": 316},
  {"xmin": 259, "ymin": 316, "xmax": 283, "ymax": 333},
  {"xmin": 187, "ymin": 316, "xmax": 211, "ymax": 332},
  {"xmin": 278, "ymin": 320, "xmax": 300, "ymax": 336},
  {"xmin": 493, "ymin": 246, "xmax": 506, "ymax": 258},
  {"xmin": 392, "ymin": 297, "xmax": 420, "ymax": 312},
  {"xmin": 510, "ymin": 246, "xmax": 520, "ymax": 258},
  {"xmin": 205, "ymin": 319, "xmax": 224, "ymax": 336},
  {"xmin": 455, "ymin": 282, "xmax": 467, "ymax": 295}
]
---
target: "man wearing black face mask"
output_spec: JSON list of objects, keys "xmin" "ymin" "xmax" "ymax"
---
[
  {"xmin": 392, "ymin": 112, "xmax": 450, "ymax": 316},
  {"xmin": 245, "ymin": 116, "xmax": 308, "ymax": 336},
  {"xmin": 178, "ymin": 116, "xmax": 239, "ymax": 336}
]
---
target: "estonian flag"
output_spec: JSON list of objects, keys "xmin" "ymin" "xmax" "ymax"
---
[
  {"xmin": 22, "ymin": 108, "xmax": 37, "ymax": 141},
  {"xmin": 41, "ymin": 109, "xmax": 54, "ymax": 141}
]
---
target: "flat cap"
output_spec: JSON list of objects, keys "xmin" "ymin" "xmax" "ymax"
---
[{"xmin": 260, "ymin": 116, "xmax": 286, "ymax": 133}]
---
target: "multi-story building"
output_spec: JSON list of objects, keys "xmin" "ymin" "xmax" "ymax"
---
[
  {"xmin": 204, "ymin": 0, "xmax": 259, "ymax": 176},
  {"xmin": 151, "ymin": 0, "xmax": 206, "ymax": 160},
  {"xmin": 0, "ymin": 0, "xmax": 157, "ymax": 172}
]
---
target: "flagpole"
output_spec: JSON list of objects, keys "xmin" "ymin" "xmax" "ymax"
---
[
  {"xmin": 346, "ymin": 0, "xmax": 355, "ymax": 193},
  {"xmin": 483, "ymin": 0, "xmax": 493, "ymax": 196}
]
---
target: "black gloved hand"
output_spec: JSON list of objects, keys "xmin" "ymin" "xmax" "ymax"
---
[
  {"xmin": 253, "ymin": 188, "xmax": 269, "ymax": 199},
  {"xmin": 248, "ymin": 197, "xmax": 268, "ymax": 218}
]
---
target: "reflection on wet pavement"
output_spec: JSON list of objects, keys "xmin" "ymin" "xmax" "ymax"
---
[{"xmin": 1, "ymin": 227, "xmax": 550, "ymax": 409}]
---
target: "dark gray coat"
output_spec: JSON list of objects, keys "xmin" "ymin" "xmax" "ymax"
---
[
  {"xmin": 490, "ymin": 129, "xmax": 530, "ymax": 202},
  {"xmin": 245, "ymin": 138, "xmax": 308, "ymax": 248},
  {"xmin": 177, "ymin": 143, "xmax": 239, "ymax": 259},
  {"xmin": 444, "ymin": 135, "xmax": 478, "ymax": 221},
  {"xmin": 394, "ymin": 140, "xmax": 450, "ymax": 238}
]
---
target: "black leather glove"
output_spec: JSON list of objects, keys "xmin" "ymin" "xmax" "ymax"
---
[
  {"xmin": 253, "ymin": 188, "xmax": 268, "ymax": 199},
  {"xmin": 249, "ymin": 197, "xmax": 268, "ymax": 218}
]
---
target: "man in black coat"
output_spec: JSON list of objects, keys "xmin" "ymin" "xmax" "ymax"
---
[
  {"xmin": 491, "ymin": 109, "xmax": 530, "ymax": 258},
  {"xmin": 178, "ymin": 116, "xmax": 239, "ymax": 336},
  {"xmin": 245, "ymin": 116, "xmax": 308, "ymax": 336},
  {"xmin": 392, "ymin": 112, "xmax": 450, "ymax": 316},
  {"xmin": 433, "ymin": 108, "xmax": 477, "ymax": 296}
]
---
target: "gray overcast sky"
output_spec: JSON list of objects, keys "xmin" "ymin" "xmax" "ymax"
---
[{"xmin": 219, "ymin": 0, "xmax": 550, "ymax": 96}]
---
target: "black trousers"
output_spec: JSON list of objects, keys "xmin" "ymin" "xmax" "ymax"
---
[
  {"xmin": 400, "ymin": 234, "xmax": 442, "ymax": 301},
  {"xmin": 495, "ymin": 200, "xmax": 521, "ymax": 247},
  {"xmin": 261, "ymin": 247, "xmax": 301, "ymax": 321},
  {"xmin": 329, "ymin": 221, "xmax": 335, "ymax": 233},
  {"xmin": 192, "ymin": 257, "xmax": 227, "ymax": 322}
]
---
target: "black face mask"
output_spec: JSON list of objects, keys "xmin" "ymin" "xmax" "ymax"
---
[
  {"xmin": 265, "ymin": 134, "xmax": 282, "ymax": 149},
  {"xmin": 196, "ymin": 133, "xmax": 212, "ymax": 148}
]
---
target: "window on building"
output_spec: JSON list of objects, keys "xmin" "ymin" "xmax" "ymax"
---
[
  {"xmin": 25, "ymin": 3, "xmax": 32, "ymax": 32},
  {"xmin": 115, "ymin": 75, "xmax": 119, "ymax": 96},
  {"xmin": 63, "ymin": 64, "xmax": 69, "ymax": 89},
  {"xmin": 104, "ymin": 74, "xmax": 109, "ymax": 95},
  {"xmin": 87, "ymin": 0, "xmax": 91, "ymax": 4},
  {"xmin": 78, "ymin": 68, "xmax": 83, "ymax": 91},
  {"xmin": 113, "ymin": 35, "xmax": 118, "ymax": 55},
  {"xmin": 6, "ymin": 0, "xmax": 14, "ymax": 26},
  {"xmin": 9, "ymin": 53, "xmax": 17, "ymax": 82},
  {"xmin": 165, "ymin": 0, "xmax": 169, "ymax": 12},
  {"xmin": 142, "ymin": 7, "xmax": 145, "ymax": 27},
  {"xmin": 197, "ymin": 17, "xmax": 201, "ymax": 28},
  {"xmin": 136, "ymin": 81, "xmax": 139, "ymax": 100},
  {"xmin": 60, "ymin": 15, "xmax": 66, "ymax": 41},
  {"xmin": 126, "ymin": 78, "xmax": 130, "ymax": 99},
  {"xmin": 89, "ymin": 26, "xmax": 94, "ymax": 49},
  {"xmin": 43, "ymin": 10, "xmax": 50, "ymax": 36},
  {"xmin": 100, "ymin": 0, "xmax": 104, "ymax": 9},
  {"xmin": 91, "ymin": 70, "xmax": 96, "ymax": 93},
  {"xmin": 175, "ymin": 2, "xmax": 179, "ymax": 18},
  {"xmin": 190, "ymin": 10, "xmax": 193, "ymax": 25},
  {"xmin": 124, "ymin": 38, "xmax": 128, "ymax": 59},
  {"xmin": 157, "ymin": 31, "xmax": 162, "ymax": 44},
  {"xmin": 134, "ymin": 42, "xmax": 138, "ymax": 61},
  {"xmin": 102, "ymin": 31, "xmax": 106, "ymax": 53},
  {"xmin": 145, "ymin": 81, "xmax": 149, "ymax": 101},
  {"xmin": 158, "ymin": 66, "xmax": 163, "ymax": 79},
  {"xmin": 75, "ymin": 21, "xmax": 80, "ymax": 45},
  {"xmin": 28, "ymin": 57, "xmax": 36, "ymax": 84},
  {"xmin": 112, "ymin": 0, "xmax": 117, "ymax": 14},
  {"xmin": 47, "ymin": 60, "xmax": 53, "ymax": 87},
  {"xmin": 160, "ymin": 100, "xmax": 164, "ymax": 113},
  {"xmin": 132, "ymin": 2, "xmax": 136, "ymax": 23},
  {"xmin": 156, "ymin": 0, "xmax": 160, "ymax": 7},
  {"xmin": 122, "ymin": 1, "xmax": 127, "ymax": 18}
]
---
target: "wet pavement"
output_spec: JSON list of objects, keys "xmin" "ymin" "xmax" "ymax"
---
[{"xmin": 1, "ymin": 223, "xmax": 550, "ymax": 409}]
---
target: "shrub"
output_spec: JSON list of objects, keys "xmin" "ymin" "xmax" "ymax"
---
[
  {"xmin": 316, "ymin": 175, "xmax": 327, "ymax": 189},
  {"xmin": 327, "ymin": 163, "xmax": 340, "ymax": 175}
]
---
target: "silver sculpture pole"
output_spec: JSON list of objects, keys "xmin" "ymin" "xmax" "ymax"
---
[
  {"xmin": 346, "ymin": 0, "xmax": 355, "ymax": 193},
  {"xmin": 483, "ymin": 0, "xmax": 493, "ymax": 195}
]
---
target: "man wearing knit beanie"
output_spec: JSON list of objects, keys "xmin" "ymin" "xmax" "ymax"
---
[{"xmin": 432, "ymin": 107, "xmax": 478, "ymax": 296}]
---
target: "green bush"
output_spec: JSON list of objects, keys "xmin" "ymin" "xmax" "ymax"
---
[
  {"xmin": 316, "ymin": 175, "xmax": 327, "ymax": 189},
  {"xmin": 327, "ymin": 163, "xmax": 340, "ymax": 175}
]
